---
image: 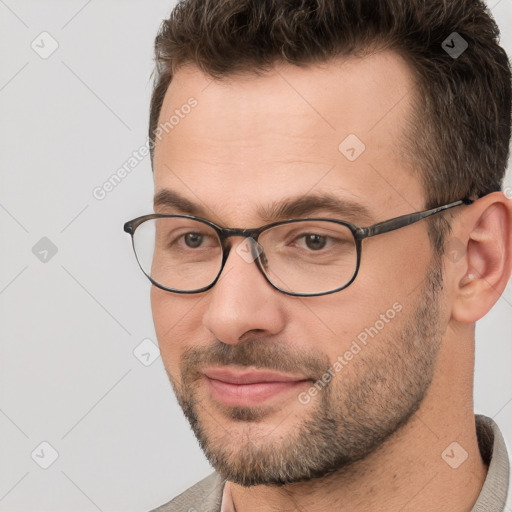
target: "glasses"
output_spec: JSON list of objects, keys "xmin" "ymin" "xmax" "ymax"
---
[{"xmin": 123, "ymin": 198, "xmax": 473, "ymax": 297}]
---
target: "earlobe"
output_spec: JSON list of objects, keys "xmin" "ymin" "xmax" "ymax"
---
[{"xmin": 451, "ymin": 193, "xmax": 512, "ymax": 324}]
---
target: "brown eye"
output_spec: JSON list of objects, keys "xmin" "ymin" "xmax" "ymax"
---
[
  {"xmin": 184, "ymin": 233, "xmax": 204, "ymax": 248},
  {"xmin": 304, "ymin": 234, "xmax": 327, "ymax": 251}
]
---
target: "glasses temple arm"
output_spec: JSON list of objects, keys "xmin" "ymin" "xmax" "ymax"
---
[{"xmin": 356, "ymin": 198, "xmax": 474, "ymax": 239}]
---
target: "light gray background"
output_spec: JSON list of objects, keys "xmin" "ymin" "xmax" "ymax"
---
[{"xmin": 0, "ymin": 1, "xmax": 511, "ymax": 511}]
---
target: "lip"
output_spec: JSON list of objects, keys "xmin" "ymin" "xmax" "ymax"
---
[{"xmin": 203, "ymin": 367, "xmax": 311, "ymax": 407}]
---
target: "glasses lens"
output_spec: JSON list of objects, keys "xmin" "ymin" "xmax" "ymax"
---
[
  {"xmin": 131, "ymin": 217, "xmax": 357, "ymax": 295},
  {"xmin": 133, "ymin": 217, "xmax": 222, "ymax": 292},
  {"xmin": 258, "ymin": 220, "xmax": 357, "ymax": 294}
]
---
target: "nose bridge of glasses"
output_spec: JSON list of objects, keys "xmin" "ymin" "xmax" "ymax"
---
[
  {"xmin": 213, "ymin": 228, "xmax": 267, "ymax": 274},
  {"xmin": 220, "ymin": 227, "xmax": 261, "ymax": 240},
  {"xmin": 218, "ymin": 227, "xmax": 264, "ymax": 255}
]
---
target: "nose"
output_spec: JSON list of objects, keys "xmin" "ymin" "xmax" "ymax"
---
[{"xmin": 202, "ymin": 237, "xmax": 286, "ymax": 345}]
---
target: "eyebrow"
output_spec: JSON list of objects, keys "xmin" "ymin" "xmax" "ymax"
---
[
  {"xmin": 154, "ymin": 189, "xmax": 374, "ymax": 225},
  {"xmin": 154, "ymin": 189, "xmax": 207, "ymax": 217}
]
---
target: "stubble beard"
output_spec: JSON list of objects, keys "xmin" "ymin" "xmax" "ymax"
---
[{"xmin": 167, "ymin": 259, "xmax": 445, "ymax": 486}]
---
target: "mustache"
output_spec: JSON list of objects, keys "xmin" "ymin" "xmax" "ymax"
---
[{"xmin": 180, "ymin": 337, "xmax": 331, "ymax": 382}]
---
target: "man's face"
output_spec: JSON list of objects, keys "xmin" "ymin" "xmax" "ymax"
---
[{"xmin": 151, "ymin": 52, "xmax": 449, "ymax": 485}]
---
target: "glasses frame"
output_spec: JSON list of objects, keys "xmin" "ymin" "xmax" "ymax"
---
[{"xmin": 123, "ymin": 197, "xmax": 474, "ymax": 297}]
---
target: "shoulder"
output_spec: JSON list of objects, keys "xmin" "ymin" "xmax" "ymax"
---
[{"xmin": 150, "ymin": 471, "xmax": 225, "ymax": 512}]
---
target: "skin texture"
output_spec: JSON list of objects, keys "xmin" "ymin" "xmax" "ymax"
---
[{"xmin": 150, "ymin": 52, "xmax": 512, "ymax": 511}]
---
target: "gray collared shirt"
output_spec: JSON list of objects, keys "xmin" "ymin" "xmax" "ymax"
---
[{"xmin": 470, "ymin": 414, "xmax": 510, "ymax": 511}]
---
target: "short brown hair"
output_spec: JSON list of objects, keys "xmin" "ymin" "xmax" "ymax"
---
[{"xmin": 149, "ymin": 0, "xmax": 511, "ymax": 252}]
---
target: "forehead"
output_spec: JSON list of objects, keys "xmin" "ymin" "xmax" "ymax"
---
[{"xmin": 153, "ymin": 51, "xmax": 424, "ymax": 225}]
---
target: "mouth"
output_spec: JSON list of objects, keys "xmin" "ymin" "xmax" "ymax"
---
[{"xmin": 202, "ymin": 366, "xmax": 312, "ymax": 407}]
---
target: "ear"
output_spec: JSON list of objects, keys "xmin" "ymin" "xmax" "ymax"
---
[{"xmin": 450, "ymin": 192, "xmax": 512, "ymax": 323}]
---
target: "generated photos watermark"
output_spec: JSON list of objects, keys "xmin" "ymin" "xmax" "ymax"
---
[
  {"xmin": 92, "ymin": 97, "xmax": 198, "ymax": 201},
  {"xmin": 298, "ymin": 301, "xmax": 403, "ymax": 405}
]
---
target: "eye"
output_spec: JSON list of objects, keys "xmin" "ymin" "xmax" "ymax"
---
[
  {"xmin": 302, "ymin": 234, "xmax": 327, "ymax": 251},
  {"xmin": 183, "ymin": 232, "xmax": 204, "ymax": 248}
]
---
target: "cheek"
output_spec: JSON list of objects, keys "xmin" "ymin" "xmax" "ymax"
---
[
  {"xmin": 290, "ymin": 292, "xmax": 392, "ymax": 366},
  {"xmin": 310, "ymin": 235, "xmax": 432, "ymax": 353},
  {"xmin": 359, "ymin": 230, "xmax": 432, "ymax": 294},
  {"xmin": 150, "ymin": 287, "xmax": 203, "ymax": 376}
]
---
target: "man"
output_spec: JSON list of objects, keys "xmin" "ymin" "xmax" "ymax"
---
[{"xmin": 124, "ymin": 0, "xmax": 512, "ymax": 510}]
